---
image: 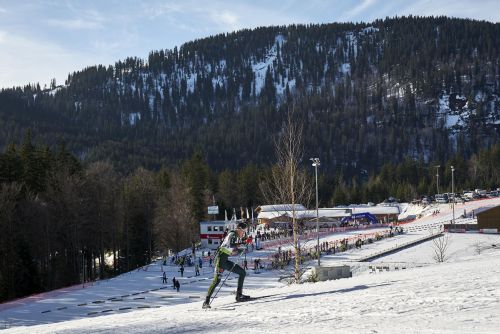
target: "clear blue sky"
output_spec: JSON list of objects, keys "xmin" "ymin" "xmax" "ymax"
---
[{"xmin": 0, "ymin": 0, "xmax": 498, "ymax": 89}]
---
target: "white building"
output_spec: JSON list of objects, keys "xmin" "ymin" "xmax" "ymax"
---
[{"xmin": 199, "ymin": 220, "xmax": 237, "ymax": 249}]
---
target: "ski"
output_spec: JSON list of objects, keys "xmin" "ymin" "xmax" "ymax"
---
[
  {"xmin": 232, "ymin": 293, "xmax": 281, "ymax": 303},
  {"xmin": 209, "ymin": 293, "xmax": 283, "ymax": 309},
  {"xmin": 190, "ymin": 307, "xmax": 235, "ymax": 311}
]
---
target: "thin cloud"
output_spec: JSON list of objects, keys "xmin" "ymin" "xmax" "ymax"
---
[
  {"xmin": 143, "ymin": 2, "xmax": 186, "ymax": 19},
  {"xmin": 46, "ymin": 18, "xmax": 104, "ymax": 30},
  {"xmin": 209, "ymin": 9, "xmax": 241, "ymax": 31},
  {"xmin": 345, "ymin": 0, "xmax": 378, "ymax": 19}
]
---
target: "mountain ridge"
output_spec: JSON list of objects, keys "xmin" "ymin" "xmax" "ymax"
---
[{"xmin": 0, "ymin": 16, "xmax": 499, "ymax": 174}]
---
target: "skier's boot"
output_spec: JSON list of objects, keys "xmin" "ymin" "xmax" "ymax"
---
[
  {"xmin": 202, "ymin": 297, "xmax": 211, "ymax": 309},
  {"xmin": 235, "ymin": 291, "xmax": 250, "ymax": 302}
]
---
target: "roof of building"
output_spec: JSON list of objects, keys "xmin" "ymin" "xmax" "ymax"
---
[
  {"xmin": 475, "ymin": 205, "xmax": 500, "ymax": 216},
  {"xmin": 199, "ymin": 220, "xmax": 239, "ymax": 227},
  {"xmin": 256, "ymin": 204, "xmax": 307, "ymax": 213},
  {"xmin": 257, "ymin": 207, "xmax": 351, "ymax": 220},
  {"xmin": 257, "ymin": 210, "xmax": 314, "ymax": 220},
  {"xmin": 337, "ymin": 205, "xmax": 400, "ymax": 215}
]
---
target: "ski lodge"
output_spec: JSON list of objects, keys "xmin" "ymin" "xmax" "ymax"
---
[{"xmin": 476, "ymin": 205, "xmax": 500, "ymax": 233}]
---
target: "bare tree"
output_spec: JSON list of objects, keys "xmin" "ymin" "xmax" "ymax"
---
[
  {"xmin": 432, "ymin": 230, "xmax": 451, "ymax": 263},
  {"xmin": 260, "ymin": 111, "xmax": 312, "ymax": 283}
]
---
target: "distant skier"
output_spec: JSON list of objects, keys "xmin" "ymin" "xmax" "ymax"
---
[
  {"xmin": 174, "ymin": 279, "xmax": 180, "ymax": 292},
  {"xmin": 195, "ymin": 264, "xmax": 200, "ymax": 276},
  {"xmin": 172, "ymin": 277, "xmax": 177, "ymax": 290},
  {"xmin": 179, "ymin": 265, "xmax": 184, "ymax": 277},
  {"xmin": 203, "ymin": 222, "xmax": 250, "ymax": 309},
  {"xmin": 162, "ymin": 271, "xmax": 167, "ymax": 284}
]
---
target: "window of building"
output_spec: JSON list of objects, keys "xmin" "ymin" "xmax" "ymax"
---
[{"xmin": 208, "ymin": 226, "xmax": 212, "ymax": 231}]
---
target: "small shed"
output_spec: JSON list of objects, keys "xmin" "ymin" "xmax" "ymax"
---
[{"xmin": 476, "ymin": 205, "xmax": 500, "ymax": 233}]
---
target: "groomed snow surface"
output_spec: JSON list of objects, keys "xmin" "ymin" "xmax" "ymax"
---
[{"xmin": 1, "ymin": 198, "xmax": 500, "ymax": 333}]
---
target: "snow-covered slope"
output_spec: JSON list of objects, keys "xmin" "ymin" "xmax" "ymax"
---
[
  {"xmin": 2, "ymin": 198, "xmax": 500, "ymax": 333},
  {"xmin": 4, "ymin": 238, "xmax": 500, "ymax": 334}
]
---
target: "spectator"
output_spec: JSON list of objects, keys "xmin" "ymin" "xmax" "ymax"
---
[
  {"xmin": 179, "ymin": 265, "xmax": 184, "ymax": 277},
  {"xmin": 174, "ymin": 279, "xmax": 180, "ymax": 292},
  {"xmin": 195, "ymin": 264, "xmax": 200, "ymax": 276},
  {"xmin": 162, "ymin": 271, "xmax": 167, "ymax": 284}
]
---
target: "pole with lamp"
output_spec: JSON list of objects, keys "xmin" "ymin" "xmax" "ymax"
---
[
  {"xmin": 310, "ymin": 158, "xmax": 320, "ymax": 266},
  {"xmin": 434, "ymin": 165, "xmax": 440, "ymax": 195},
  {"xmin": 451, "ymin": 165, "xmax": 455, "ymax": 225}
]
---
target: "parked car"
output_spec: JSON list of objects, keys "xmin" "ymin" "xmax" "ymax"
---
[
  {"xmin": 435, "ymin": 194, "xmax": 449, "ymax": 203},
  {"xmin": 421, "ymin": 196, "xmax": 432, "ymax": 205},
  {"xmin": 463, "ymin": 191, "xmax": 475, "ymax": 200}
]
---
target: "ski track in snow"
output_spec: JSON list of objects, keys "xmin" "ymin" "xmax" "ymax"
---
[{"xmin": 1, "ymin": 198, "xmax": 500, "ymax": 333}]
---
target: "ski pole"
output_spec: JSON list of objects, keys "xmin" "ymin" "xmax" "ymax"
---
[{"xmin": 209, "ymin": 249, "xmax": 246, "ymax": 305}]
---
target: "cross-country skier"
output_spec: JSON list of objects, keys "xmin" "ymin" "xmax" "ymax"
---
[{"xmin": 202, "ymin": 222, "xmax": 250, "ymax": 309}]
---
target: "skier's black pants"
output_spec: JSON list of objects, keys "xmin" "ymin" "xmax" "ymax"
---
[{"xmin": 206, "ymin": 253, "xmax": 246, "ymax": 299}]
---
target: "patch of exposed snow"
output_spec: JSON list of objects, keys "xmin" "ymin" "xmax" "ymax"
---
[
  {"xmin": 361, "ymin": 26, "xmax": 379, "ymax": 34},
  {"xmin": 252, "ymin": 36, "xmax": 286, "ymax": 95},
  {"xmin": 439, "ymin": 94, "xmax": 450, "ymax": 114},
  {"xmin": 445, "ymin": 114, "xmax": 460, "ymax": 128},
  {"xmin": 47, "ymin": 86, "xmax": 63, "ymax": 96},
  {"xmin": 186, "ymin": 73, "xmax": 196, "ymax": 93},
  {"xmin": 340, "ymin": 63, "xmax": 351, "ymax": 74},
  {"xmin": 474, "ymin": 91, "xmax": 484, "ymax": 102},
  {"xmin": 129, "ymin": 112, "xmax": 141, "ymax": 126}
]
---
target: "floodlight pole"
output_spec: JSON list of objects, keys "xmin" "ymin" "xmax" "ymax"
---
[
  {"xmin": 435, "ymin": 165, "xmax": 440, "ymax": 195},
  {"xmin": 451, "ymin": 165, "xmax": 455, "ymax": 225},
  {"xmin": 310, "ymin": 158, "xmax": 320, "ymax": 266}
]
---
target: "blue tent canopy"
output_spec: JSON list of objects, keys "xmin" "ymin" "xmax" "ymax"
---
[{"xmin": 341, "ymin": 212, "xmax": 378, "ymax": 224}]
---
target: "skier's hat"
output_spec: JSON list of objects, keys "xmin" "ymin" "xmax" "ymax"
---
[{"xmin": 237, "ymin": 222, "xmax": 247, "ymax": 230}]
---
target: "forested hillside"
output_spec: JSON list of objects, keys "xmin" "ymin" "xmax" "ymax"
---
[
  {"xmin": 1, "ymin": 16, "xmax": 499, "ymax": 176},
  {"xmin": 2, "ymin": 131, "xmax": 500, "ymax": 303}
]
